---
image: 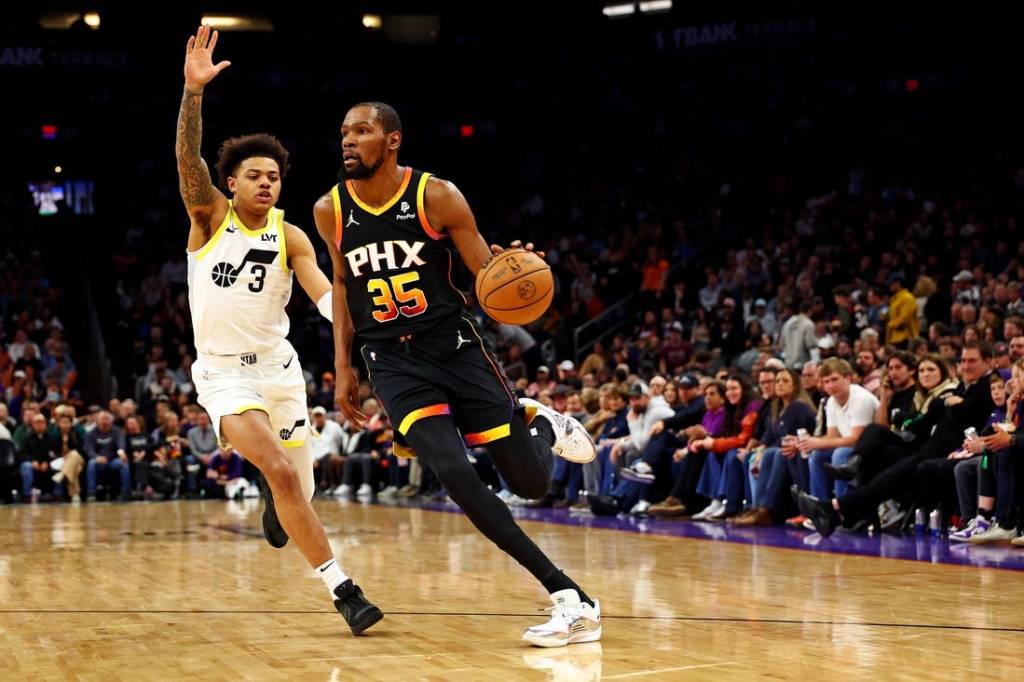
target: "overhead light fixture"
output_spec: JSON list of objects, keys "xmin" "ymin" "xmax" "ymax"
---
[
  {"xmin": 200, "ymin": 15, "xmax": 274, "ymax": 31},
  {"xmin": 602, "ymin": 3, "xmax": 636, "ymax": 17},
  {"xmin": 83, "ymin": 12, "xmax": 100, "ymax": 28},
  {"xmin": 639, "ymin": 0, "xmax": 672, "ymax": 13},
  {"xmin": 362, "ymin": 14, "xmax": 382, "ymax": 30},
  {"xmin": 39, "ymin": 11, "xmax": 80, "ymax": 29}
]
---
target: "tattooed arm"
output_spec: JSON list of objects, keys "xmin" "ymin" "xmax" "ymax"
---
[{"xmin": 177, "ymin": 25, "xmax": 231, "ymax": 250}]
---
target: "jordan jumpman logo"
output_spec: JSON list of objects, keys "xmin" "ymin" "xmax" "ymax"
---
[{"xmin": 456, "ymin": 330, "xmax": 471, "ymax": 349}]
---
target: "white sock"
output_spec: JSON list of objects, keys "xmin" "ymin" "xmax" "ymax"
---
[{"xmin": 316, "ymin": 557, "xmax": 350, "ymax": 594}]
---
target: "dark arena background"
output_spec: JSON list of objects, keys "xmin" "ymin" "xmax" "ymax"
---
[{"xmin": 1, "ymin": 4, "xmax": 1022, "ymax": 679}]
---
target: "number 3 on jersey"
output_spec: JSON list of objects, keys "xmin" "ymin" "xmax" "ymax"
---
[{"xmin": 367, "ymin": 272, "xmax": 428, "ymax": 322}]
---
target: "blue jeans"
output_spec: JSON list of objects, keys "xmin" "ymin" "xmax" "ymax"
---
[
  {"xmin": 20, "ymin": 461, "xmax": 64, "ymax": 498},
  {"xmin": 598, "ymin": 443, "xmax": 616, "ymax": 496},
  {"xmin": 809, "ymin": 447, "xmax": 854, "ymax": 500},
  {"xmin": 755, "ymin": 447, "xmax": 804, "ymax": 514},
  {"xmin": 720, "ymin": 449, "xmax": 749, "ymax": 513},
  {"xmin": 86, "ymin": 457, "xmax": 131, "ymax": 495},
  {"xmin": 696, "ymin": 451, "xmax": 727, "ymax": 505}
]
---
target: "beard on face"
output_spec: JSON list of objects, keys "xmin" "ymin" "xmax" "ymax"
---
[{"xmin": 342, "ymin": 144, "xmax": 386, "ymax": 180}]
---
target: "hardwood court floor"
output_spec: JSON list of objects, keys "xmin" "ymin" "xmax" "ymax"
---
[{"xmin": 1, "ymin": 499, "xmax": 1022, "ymax": 680}]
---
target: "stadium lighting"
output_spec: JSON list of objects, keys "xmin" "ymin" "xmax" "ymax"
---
[
  {"xmin": 362, "ymin": 14, "xmax": 382, "ymax": 30},
  {"xmin": 603, "ymin": 3, "xmax": 636, "ymax": 18},
  {"xmin": 39, "ymin": 11, "xmax": 80, "ymax": 29},
  {"xmin": 83, "ymin": 12, "xmax": 100, "ymax": 29},
  {"xmin": 200, "ymin": 15, "xmax": 274, "ymax": 31},
  {"xmin": 54, "ymin": 166, "xmax": 63, "ymax": 174},
  {"xmin": 639, "ymin": 0, "xmax": 672, "ymax": 13}
]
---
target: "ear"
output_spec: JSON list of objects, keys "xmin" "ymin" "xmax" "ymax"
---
[
  {"xmin": 388, "ymin": 131, "xmax": 402, "ymax": 152},
  {"xmin": 227, "ymin": 176, "xmax": 237, "ymax": 194}
]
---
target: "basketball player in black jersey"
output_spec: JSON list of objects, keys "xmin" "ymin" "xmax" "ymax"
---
[{"xmin": 313, "ymin": 103, "xmax": 602, "ymax": 647}]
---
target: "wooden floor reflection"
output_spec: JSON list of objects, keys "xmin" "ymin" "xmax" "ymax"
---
[{"xmin": 1, "ymin": 499, "xmax": 1021, "ymax": 680}]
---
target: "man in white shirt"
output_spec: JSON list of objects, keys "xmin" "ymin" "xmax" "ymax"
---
[
  {"xmin": 310, "ymin": 407, "xmax": 347, "ymax": 494},
  {"xmin": 799, "ymin": 358, "xmax": 879, "ymax": 500}
]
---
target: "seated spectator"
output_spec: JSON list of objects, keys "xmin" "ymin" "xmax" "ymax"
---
[
  {"xmin": 691, "ymin": 374, "xmax": 763, "ymax": 521},
  {"xmin": 799, "ymin": 358, "xmax": 879, "ymax": 507},
  {"xmin": 152, "ymin": 411, "xmax": 195, "ymax": 496},
  {"xmin": 647, "ymin": 380, "xmax": 727, "ymax": 517},
  {"xmin": 49, "ymin": 413, "xmax": 85, "ymax": 502},
  {"xmin": 947, "ymin": 372, "xmax": 1014, "ymax": 541},
  {"xmin": 801, "ymin": 341, "xmax": 996, "ymax": 535},
  {"xmin": 187, "ymin": 410, "xmax": 217, "ymax": 468},
  {"xmin": 18, "ymin": 413, "xmax": 59, "ymax": 502},
  {"xmin": 310, "ymin": 406, "xmax": 347, "ymax": 495},
  {"xmin": 85, "ymin": 411, "xmax": 131, "ymax": 502},
  {"xmin": 202, "ymin": 444, "xmax": 247, "ymax": 499},
  {"xmin": 735, "ymin": 368, "xmax": 816, "ymax": 525}
]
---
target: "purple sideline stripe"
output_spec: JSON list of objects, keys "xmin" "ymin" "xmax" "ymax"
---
[{"xmin": 387, "ymin": 499, "xmax": 1024, "ymax": 571}]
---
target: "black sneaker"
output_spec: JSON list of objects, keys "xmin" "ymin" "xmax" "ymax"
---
[
  {"xmin": 797, "ymin": 491, "xmax": 840, "ymax": 537},
  {"xmin": 260, "ymin": 474, "xmax": 289, "ymax": 549},
  {"xmin": 589, "ymin": 494, "xmax": 620, "ymax": 517},
  {"xmin": 333, "ymin": 579, "xmax": 383, "ymax": 635}
]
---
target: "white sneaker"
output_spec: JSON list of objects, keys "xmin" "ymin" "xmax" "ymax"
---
[
  {"xmin": 968, "ymin": 523, "xmax": 1018, "ymax": 544},
  {"xmin": 51, "ymin": 472, "xmax": 66, "ymax": 484},
  {"xmin": 334, "ymin": 484, "xmax": 352, "ymax": 497},
  {"xmin": 692, "ymin": 499, "xmax": 724, "ymax": 521},
  {"xmin": 378, "ymin": 486, "xmax": 398, "ymax": 498},
  {"xmin": 619, "ymin": 461, "xmax": 655, "ymax": 484},
  {"xmin": 356, "ymin": 483, "xmax": 373, "ymax": 497},
  {"xmin": 523, "ymin": 589, "xmax": 602, "ymax": 648},
  {"xmin": 521, "ymin": 398, "xmax": 596, "ymax": 464},
  {"xmin": 629, "ymin": 499, "xmax": 651, "ymax": 515},
  {"xmin": 950, "ymin": 515, "xmax": 990, "ymax": 543}
]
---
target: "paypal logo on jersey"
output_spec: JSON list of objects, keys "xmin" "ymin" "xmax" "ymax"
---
[{"xmin": 346, "ymin": 239, "xmax": 426, "ymax": 276}]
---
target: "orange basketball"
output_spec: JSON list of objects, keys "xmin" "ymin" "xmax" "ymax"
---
[{"xmin": 475, "ymin": 248, "xmax": 554, "ymax": 325}]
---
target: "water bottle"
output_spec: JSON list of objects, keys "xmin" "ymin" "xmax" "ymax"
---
[
  {"xmin": 797, "ymin": 428, "xmax": 810, "ymax": 459},
  {"xmin": 914, "ymin": 508, "xmax": 926, "ymax": 535},
  {"xmin": 928, "ymin": 508, "xmax": 942, "ymax": 538}
]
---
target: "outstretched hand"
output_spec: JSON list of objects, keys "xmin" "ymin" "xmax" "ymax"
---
[{"xmin": 185, "ymin": 25, "xmax": 231, "ymax": 89}]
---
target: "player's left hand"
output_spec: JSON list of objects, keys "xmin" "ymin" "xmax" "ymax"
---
[{"xmin": 489, "ymin": 240, "xmax": 545, "ymax": 259}]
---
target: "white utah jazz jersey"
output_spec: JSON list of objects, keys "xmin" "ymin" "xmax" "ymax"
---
[{"xmin": 187, "ymin": 202, "xmax": 293, "ymax": 355}]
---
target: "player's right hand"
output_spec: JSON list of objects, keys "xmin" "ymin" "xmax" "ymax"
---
[
  {"xmin": 335, "ymin": 367, "xmax": 367, "ymax": 429},
  {"xmin": 184, "ymin": 25, "xmax": 231, "ymax": 89}
]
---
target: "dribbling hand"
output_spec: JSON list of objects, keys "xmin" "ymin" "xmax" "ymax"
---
[
  {"xmin": 184, "ymin": 25, "xmax": 231, "ymax": 90},
  {"xmin": 488, "ymin": 240, "xmax": 545, "ymax": 259}
]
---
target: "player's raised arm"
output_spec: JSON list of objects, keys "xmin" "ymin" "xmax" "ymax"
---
[{"xmin": 176, "ymin": 25, "xmax": 230, "ymax": 239}]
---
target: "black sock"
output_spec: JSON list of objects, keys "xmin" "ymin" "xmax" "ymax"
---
[
  {"xmin": 541, "ymin": 568, "xmax": 594, "ymax": 607},
  {"xmin": 532, "ymin": 414, "xmax": 556, "ymax": 447},
  {"xmin": 979, "ymin": 509, "xmax": 993, "ymax": 520}
]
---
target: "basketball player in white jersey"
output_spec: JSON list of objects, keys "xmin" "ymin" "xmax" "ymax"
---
[{"xmin": 175, "ymin": 25, "xmax": 381, "ymax": 634}]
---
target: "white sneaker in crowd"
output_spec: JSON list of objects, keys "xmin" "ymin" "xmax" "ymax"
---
[{"xmin": 692, "ymin": 499, "xmax": 724, "ymax": 521}]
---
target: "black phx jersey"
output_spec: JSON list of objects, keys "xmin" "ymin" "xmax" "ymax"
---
[{"xmin": 331, "ymin": 167, "xmax": 467, "ymax": 342}]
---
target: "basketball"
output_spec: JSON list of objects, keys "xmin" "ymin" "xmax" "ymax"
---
[{"xmin": 475, "ymin": 248, "xmax": 554, "ymax": 325}]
